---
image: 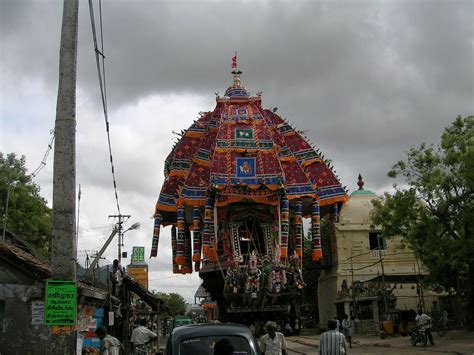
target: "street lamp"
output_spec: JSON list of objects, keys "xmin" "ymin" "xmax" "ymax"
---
[
  {"xmin": 2, "ymin": 181, "xmax": 17, "ymax": 241},
  {"xmin": 118, "ymin": 222, "xmax": 141, "ymax": 263}
]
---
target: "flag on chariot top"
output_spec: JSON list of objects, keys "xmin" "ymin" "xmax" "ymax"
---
[{"xmin": 231, "ymin": 52, "xmax": 237, "ymax": 69}]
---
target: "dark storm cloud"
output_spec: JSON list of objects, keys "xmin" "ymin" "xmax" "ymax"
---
[{"xmin": 1, "ymin": 0, "xmax": 473, "ymax": 191}]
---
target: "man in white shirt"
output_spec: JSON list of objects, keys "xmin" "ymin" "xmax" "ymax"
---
[
  {"xmin": 260, "ymin": 320, "xmax": 288, "ymax": 355},
  {"xmin": 95, "ymin": 326, "xmax": 122, "ymax": 355},
  {"xmin": 131, "ymin": 318, "xmax": 158, "ymax": 354},
  {"xmin": 415, "ymin": 310, "xmax": 435, "ymax": 345}
]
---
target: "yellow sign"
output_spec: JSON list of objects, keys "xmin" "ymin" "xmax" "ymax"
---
[{"xmin": 128, "ymin": 266, "xmax": 148, "ymax": 289}]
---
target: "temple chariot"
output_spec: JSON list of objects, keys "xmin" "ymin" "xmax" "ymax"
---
[{"xmin": 150, "ymin": 60, "xmax": 348, "ymax": 325}]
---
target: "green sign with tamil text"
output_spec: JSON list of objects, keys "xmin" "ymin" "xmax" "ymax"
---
[
  {"xmin": 132, "ymin": 246, "xmax": 145, "ymax": 262},
  {"xmin": 45, "ymin": 280, "xmax": 77, "ymax": 326}
]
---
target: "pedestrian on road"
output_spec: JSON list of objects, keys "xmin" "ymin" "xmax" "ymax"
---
[
  {"xmin": 131, "ymin": 318, "xmax": 158, "ymax": 354},
  {"xmin": 319, "ymin": 319, "xmax": 348, "ymax": 355},
  {"xmin": 260, "ymin": 320, "xmax": 288, "ymax": 355},
  {"xmin": 95, "ymin": 326, "xmax": 122, "ymax": 355},
  {"xmin": 341, "ymin": 314, "xmax": 352, "ymax": 348},
  {"xmin": 442, "ymin": 309, "xmax": 450, "ymax": 330},
  {"xmin": 334, "ymin": 316, "xmax": 341, "ymax": 332},
  {"xmin": 415, "ymin": 309, "xmax": 435, "ymax": 346},
  {"xmin": 294, "ymin": 319, "xmax": 300, "ymax": 336}
]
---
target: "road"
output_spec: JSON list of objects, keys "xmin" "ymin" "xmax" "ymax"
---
[
  {"xmin": 287, "ymin": 339, "xmax": 316, "ymax": 354},
  {"xmin": 285, "ymin": 332, "xmax": 473, "ymax": 355},
  {"xmin": 159, "ymin": 329, "xmax": 474, "ymax": 354}
]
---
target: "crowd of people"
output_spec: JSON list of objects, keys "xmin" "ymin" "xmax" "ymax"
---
[
  {"xmin": 90, "ymin": 308, "xmax": 443, "ymax": 354},
  {"xmin": 85, "ymin": 317, "xmax": 157, "ymax": 355}
]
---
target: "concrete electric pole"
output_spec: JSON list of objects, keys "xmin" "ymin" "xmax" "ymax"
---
[{"xmin": 51, "ymin": 0, "xmax": 79, "ymax": 353}]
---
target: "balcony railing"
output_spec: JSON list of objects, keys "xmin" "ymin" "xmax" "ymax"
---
[{"xmin": 371, "ymin": 249, "xmax": 385, "ymax": 258}]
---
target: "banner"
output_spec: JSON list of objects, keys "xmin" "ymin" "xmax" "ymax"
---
[
  {"xmin": 127, "ymin": 266, "xmax": 148, "ymax": 289},
  {"xmin": 45, "ymin": 280, "xmax": 77, "ymax": 326}
]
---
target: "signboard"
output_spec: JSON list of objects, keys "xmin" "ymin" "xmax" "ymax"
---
[
  {"xmin": 131, "ymin": 246, "xmax": 145, "ymax": 262},
  {"xmin": 127, "ymin": 266, "xmax": 148, "ymax": 289},
  {"xmin": 31, "ymin": 301, "xmax": 45, "ymax": 326},
  {"xmin": 108, "ymin": 311, "xmax": 114, "ymax": 326},
  {"xmin": 45, "ymin": 280, "xmax": 77, "ymax": 326}
]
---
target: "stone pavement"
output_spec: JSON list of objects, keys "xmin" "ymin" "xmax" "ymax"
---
[{"xmin": 288, "ymin": 329, "xmax": 474, "ymax": 354}]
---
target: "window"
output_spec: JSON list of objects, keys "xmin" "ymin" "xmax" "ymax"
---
[
  {"xmin": 369, "ymin": 232, "xmax": 385, "ymax": 250},
  {"xmin": 357, "ymin": 300, "xmax": 374, "ymax": 320},
  {"xmin": 179, "ymin": 335, "xmax": 252, "ymax": 355}
]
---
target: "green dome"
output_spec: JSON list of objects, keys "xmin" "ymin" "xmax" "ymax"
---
[{"xmin": 350, "ymin": 189, "xmax": 376, "ymax": 196}]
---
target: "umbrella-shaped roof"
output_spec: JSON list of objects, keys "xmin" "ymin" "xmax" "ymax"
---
[{"xmin": 155, "ymin": 70, "xmax": 347, "ymax": 225}]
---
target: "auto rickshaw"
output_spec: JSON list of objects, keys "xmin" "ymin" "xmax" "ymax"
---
[{"xmin": 379, "ymin": 310, "xmax": 417, "ymax": 338}]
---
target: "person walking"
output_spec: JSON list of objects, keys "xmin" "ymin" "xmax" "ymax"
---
[
  {"xmin": 294, "ymin": 319, "xmax": 300, "ymax": 336},
  {"xmin": 131, "ymin": 318, "xmax": 158, "ymax": 354},
  {"xmin": 260, "ymin": 320, "xmax": 288, "ymax": 355},
  {"xmin": 319, "ymin": 319, "xmax": 348, "ymax": 355},
  {"xmin": 95, "ymin": 326, "xmax": 122, "ymax": 355},
  {"xmin": 441, "ymin": 309, "xmax": 450, "ymax": 330},
  {"xmin": 341, "ymin": 314, "xmax": 352, "ymax": 348},
  {"xmin": 415, "ymin": 310, "xmax": 435, "ymax": 345}
]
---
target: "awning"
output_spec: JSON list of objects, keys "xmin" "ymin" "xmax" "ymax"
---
[{"xmin": 364, "ymin": 273, "xmax": 425, "ymax": 283}]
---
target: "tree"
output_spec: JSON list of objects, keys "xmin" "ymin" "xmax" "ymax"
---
[
  {"xmin": 0, "ymin": 153, "xmax": 52, "ymax": 256},
  {"xmin": 167, "ymin": 292, "xmax": 186, "ymax": 316},
  {"xmin": 153, "ymin": 291, "xmax": 186, "ymax": 317},
  {"xmin": 371, "ymin": 116, "xmax": 474, "ymax": 328}
]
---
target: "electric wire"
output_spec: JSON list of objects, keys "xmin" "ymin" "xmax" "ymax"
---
[
  {"xmin": 88, "ymin": 0, "xmax": 121, "ymax": 216},
  {"xmin": 31, "ymin": 129, "xmax": 55, "ymax": 178}
]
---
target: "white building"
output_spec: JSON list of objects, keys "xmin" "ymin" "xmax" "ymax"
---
[{"xmin": 318, "ymin": 175, "xmax": 444, "ymax": 333}]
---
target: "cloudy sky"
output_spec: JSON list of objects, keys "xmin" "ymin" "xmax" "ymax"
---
[{"xmin": 1, "ymin": 0, "xmax": 472, "ymax": 303}]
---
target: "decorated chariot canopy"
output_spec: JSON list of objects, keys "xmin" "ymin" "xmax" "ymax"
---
[{"xmin": 151, "ymin": 58, "xmax": 348, "ymax": 276}]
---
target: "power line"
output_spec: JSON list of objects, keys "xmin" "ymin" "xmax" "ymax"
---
[
  {"xmin": 31, "ymin": 129, "xmax": 55, "ymax": 178},
  {"xmin": 88, "ymin": 0, "xmax": 121, "ymax": 216}
]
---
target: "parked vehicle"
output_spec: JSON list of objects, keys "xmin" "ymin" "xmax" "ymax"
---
[
  {"xmin": 410, "ymin": 325, "xmax": 428, "ymax": 348},
  {"xmin": 379, "ymin": 309, "xmax": 417, "ymax": 338},
  {"xmin": 165, "ymin": 323, "xmax": 260, "ymax": 355},
  {"xmin": 171, "ymin": 315, "xmax": 193, "ymax": 330}
]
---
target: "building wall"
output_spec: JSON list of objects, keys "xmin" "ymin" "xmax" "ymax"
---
[
  {"xmin": 318, "ymin": 191, "xmax": 435, "ymax": 330},
  {"xmin": 0, "ymin": 260, "xmax": 51, "ymax": 355},
  {"xmin": 318, "ymin": 268, "xmax": 338, "ymax": 327}
]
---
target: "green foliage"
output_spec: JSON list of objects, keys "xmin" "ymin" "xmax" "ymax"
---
[
  {"xmin": 302, "ymin": 237, "xmax": 318, "ymax": 287},
  {"xmin": 371, "ymin": 116, "xmax": 474, "ymax": 327},
  {"xmin": 0, "ymin": 153, "xmax": 52, "ymax": 255},
  {"xmin": 153, "ymin": 291, "xmax": 186, "ymax": 317}
]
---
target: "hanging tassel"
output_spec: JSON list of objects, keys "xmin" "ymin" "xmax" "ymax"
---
[
  {"xmin": 311, "ymin": 199, "xmax": 323, "ymax": 261},
  {"xmin": 280, "ymin": 195, "xmax": 289, "ymax": 259},
  {"xmin": 192, "ymin": 206, "xmax": 202, "ymax": 263},
  {"xmin": 295, "ymin": 200, "xmax": 303, "ymax": 258},
  {"xmin": 183, "ymin": 228, "xmax": 193, "ymax": 273},
  {"xmin": 176, "ymin": 206, "xmax": 186, "ymax": 265},
  {"xmin": 202, "ymin": 196, "xmax": 212, "ymax": 257},
  {"xmin": 171, "ymin": 226, "xmax": 180, "ymax": 274},
  {"xmin": 333, "ymin": 203, "xmax": 339, "ymax": 223},
  {"xmin": 150, "ymin": 213, "xmax": 161, "ymax": 258}
]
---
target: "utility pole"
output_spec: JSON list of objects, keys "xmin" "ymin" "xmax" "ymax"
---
[
  {"xmin": 84, "ymin": 228, "xmax": 119, "ymax": 278},
  {"xmin": 109, "ymin": 214, "xmax": 130, "ymax": 263},
  {"xmin": 2, "ymin": 181, "xmax": 16, "ymax": 241},
  {"xmin": 377, "ymin": 237, "xmax": 389, "ymax": 316},
  {"xmin": 350, "ymin": 248, "xmax": 356, "ymax": 322},
  {"xmin": 51, "ymin": 0, "xmax": 79, "ymax": 353}
]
